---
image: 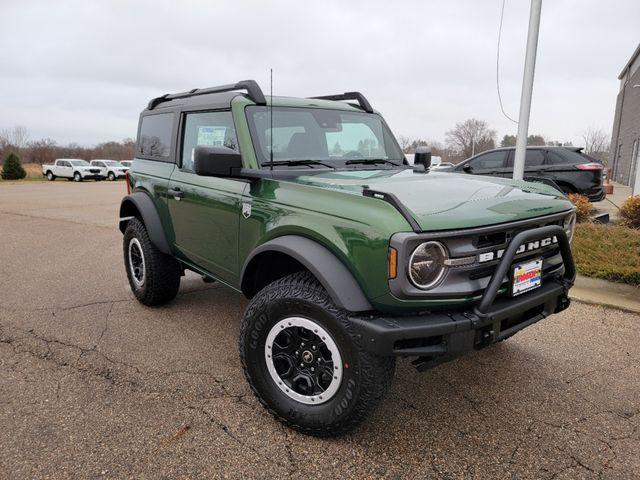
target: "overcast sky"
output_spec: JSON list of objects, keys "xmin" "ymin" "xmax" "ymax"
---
[{"xmin": 1, "ymin": 0, "xmax": 638, "ymax": 148}]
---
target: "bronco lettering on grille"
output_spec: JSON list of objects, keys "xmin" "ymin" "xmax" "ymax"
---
[{"xmin": 477, "ymin": 235, "xmax": 558, "ymax": 263}]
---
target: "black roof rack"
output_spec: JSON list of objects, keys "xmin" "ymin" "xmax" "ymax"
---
[
  {"xmin": 147, "ymin": 79, "xmax": 266, "ymax": 110},
  {"xmin": 310, "ymin": 92, "xmax": 374, "ymax": 113}
]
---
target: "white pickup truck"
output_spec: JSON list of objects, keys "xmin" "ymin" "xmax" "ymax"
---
[
  {"xmin": 89, "ymin": 159, "xmax": 129, "ymax": 181},
  {"xmin": 42, "ymin": 159, "xmax": 103, "ymax": 182}
]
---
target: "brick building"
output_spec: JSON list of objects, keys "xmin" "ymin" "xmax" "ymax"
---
[{"xmin": 610, "ymin": 44, "xmax": 640, "ymax": 193}]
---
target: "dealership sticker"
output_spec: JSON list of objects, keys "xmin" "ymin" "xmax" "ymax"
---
[{"xmin": 512, "ymin": 258, "xmax": 542, "ymax": 296}]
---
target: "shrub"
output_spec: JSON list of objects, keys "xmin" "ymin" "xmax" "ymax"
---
[
  {"xmin": 1, "ymin": 153, "xmax": 27, "ymax": 180},
  {"xmin": 567, "ymin": 193, "xmax": 592, "ymax": 222},
  {"xmin": 573, "ymin": 223, "xmax": 640, "ymax": 285},
  {"xmin": 619, "ymin": 195, "xmax": 640, "ymax": 229}
]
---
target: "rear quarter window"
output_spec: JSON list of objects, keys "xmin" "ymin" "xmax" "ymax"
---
[
  {"xmin": 547, "ymin": 149, "xmax": 596, "ymax": 165},
  {"xmin": 138, "ymin": 113, "xmax": 174, "ymax": 159}
]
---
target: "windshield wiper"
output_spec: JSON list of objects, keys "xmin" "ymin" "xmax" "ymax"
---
[
  {"xmin": 345, "ymin": 158, "xmax": 400, "ymax": 166},
  {"xmin": 260, "ymin": 159, "xmax": 336, "ymax": 169}
]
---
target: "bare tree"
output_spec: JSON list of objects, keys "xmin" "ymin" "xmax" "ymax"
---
[
  {"xmin": 397, "ymin": 135, "xmax": 412, "ymax": 153},
  {"xmin": 581, "ymin": 127, "xmax": 610, "ymax": 163},
  {"xmin": 0, "ymin": 125, "xmax": 30, "ymax": 149},
  {"xmin": 445, "ymin": 119, "xmax": 496, "ymax": 159}
]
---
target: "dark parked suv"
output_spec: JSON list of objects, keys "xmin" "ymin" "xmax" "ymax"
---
[{"xmin": 447, "ymin": 146, "xmax": 605, "ymax": 202}]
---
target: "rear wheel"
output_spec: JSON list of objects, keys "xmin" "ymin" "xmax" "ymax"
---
[
  {"xmin": 46, "ymin": 171, "xmax": 55, "ymax": 181},
  {"xmin": 240, "ymin": 271, "xmax": 395, "ymax": 437},
  {"xmin": 123, "ymin": 217, "xmax": 181, "ymax": 306},
  {"xmin": 108, "ymin": 171, "xmax": 116, "ymax": 181}
]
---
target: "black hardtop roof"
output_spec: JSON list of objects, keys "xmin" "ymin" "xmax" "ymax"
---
[{"xmin": 143, "ymin": 79, "xmax": 374, "ymax": 114}]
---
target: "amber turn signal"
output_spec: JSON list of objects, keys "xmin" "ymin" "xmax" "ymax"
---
[{"xmin": 388, "ymin": 247, "xmax": 397, "ymax": 279}]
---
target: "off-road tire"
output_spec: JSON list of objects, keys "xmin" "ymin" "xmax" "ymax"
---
[
  {"xmin": 240, "ymin": 271, "xmax": 395, "ymax": 437},
  {"xmin": 123, "ymin": 217, "xmax": 181, "ymax": 306}
]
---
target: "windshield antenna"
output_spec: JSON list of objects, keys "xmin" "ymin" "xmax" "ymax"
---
[{"xmin": 269, "ymin": 68, "xmax": 274, "ymax": 171}]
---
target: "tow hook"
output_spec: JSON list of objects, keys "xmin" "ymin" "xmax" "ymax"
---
[{"xmin": 555, "ymin": 295, "xmax": 570, "ymax": 313}]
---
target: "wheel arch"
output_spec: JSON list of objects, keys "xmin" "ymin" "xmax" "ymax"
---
[
  {"xmin": 241, "ymin": 235, "xmax": 373, "ymax": 312},
  {"xmin": 118, "ymin": 192, "xmax": 171, "ymax": 254}
]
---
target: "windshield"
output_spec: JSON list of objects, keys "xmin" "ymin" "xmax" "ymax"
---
[
  {"xmin": 104, "ymin": 161, "xmax": 120, "ymax": 166},
  {"xmin": 70, "ymin": 160, "xmax": 90, "ymax": 166},
  {"xmin": 246, "ymin": 106, "xmax": 404, "ymax": 167}
]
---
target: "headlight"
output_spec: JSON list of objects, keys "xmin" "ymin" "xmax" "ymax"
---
[
  {"xmin": 563, "ymin": 212, "xmax": 576, "ymax": 243},
  {"xmin": 408, "ymin": 241, "xmax": 448, "ymax": 289}
]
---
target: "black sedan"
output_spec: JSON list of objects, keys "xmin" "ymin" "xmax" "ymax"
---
[{"xmin": 443, "ymin": 146, "xmax": 605, "ymax": 202}]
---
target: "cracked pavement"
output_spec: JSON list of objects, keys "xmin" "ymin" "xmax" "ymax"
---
[{"xmin": 1, "ymin": 181, "xmax": 639, "ymax": 479}]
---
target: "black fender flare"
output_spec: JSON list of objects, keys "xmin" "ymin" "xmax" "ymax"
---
[
  {"xmin": 241, "ymin": 235, "xmax": 373, "ymax": 312},
  {"xmin": 118, "ymin": 192, "xmax": 171, "ymax": 254}
]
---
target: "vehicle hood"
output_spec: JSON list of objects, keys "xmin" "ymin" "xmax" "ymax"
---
[{"xmin": 287, "ymin": 168, "xmax": 573, "ymax": 231}]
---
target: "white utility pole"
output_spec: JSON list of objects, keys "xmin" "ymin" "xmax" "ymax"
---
[{"xmin": 513, "ymin": 0, "xmax": 542, "ymax": 180}]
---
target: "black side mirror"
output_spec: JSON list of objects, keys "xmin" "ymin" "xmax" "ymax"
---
[
  {"xmin": 414, "ymin": 146, "xmax": 432, "ymax": 169},
  {"xmin": 194, "ymin": 146, "xmax": 242, "ymax": 177},
  {"xmin": 462, "ymin": 164, "xmax": 473, "ymax": 173}
]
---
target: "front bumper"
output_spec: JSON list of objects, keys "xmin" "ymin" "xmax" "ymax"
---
[{"xmin": 349, "ymin": 225, "xmax": 575, "ymax": 371}]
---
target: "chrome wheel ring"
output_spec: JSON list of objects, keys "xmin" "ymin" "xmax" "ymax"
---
[
  {"xmin": 265, "ymin": 317, "xmax": 343, "ymax": 405},
  {"xmin": 128, "ymin": 238, "xmax": 146, "ymax": 288}
]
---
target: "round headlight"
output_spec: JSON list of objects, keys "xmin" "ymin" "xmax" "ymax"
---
[
  {"xmin": 563, "ymin": 212, "xmax": 576, "ymax": 243},
  {"xmin": 408, "ymin": 241, "xmax": 448, "ymax": 289}
]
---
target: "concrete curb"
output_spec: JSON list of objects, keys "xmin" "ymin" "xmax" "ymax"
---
[{"xmin": 570, "ymin": 274, "xmax": 640, "ymax": 314}]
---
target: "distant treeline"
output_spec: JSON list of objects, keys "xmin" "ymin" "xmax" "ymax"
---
[{"xmin": 0, "ymin": 126, "xmax": 135, "ymax": 164}]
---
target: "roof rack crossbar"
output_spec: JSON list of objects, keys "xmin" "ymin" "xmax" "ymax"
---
[
  {"xmin": 147, "ymin": 80, "xmax": 266, "ymax": 110},
  {"xmin": 310, "ymin": 92, "xmax": 374, "ymax": 113}
]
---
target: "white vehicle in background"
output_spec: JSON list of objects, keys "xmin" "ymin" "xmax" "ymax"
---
[
  {"xmin": 89, "ymin": 159, "xmax": 129, "ymax": 181},
  {"xmin": 120, "ymin": 160, "xmax": 133, "ymax": 168},
  {"xmin": 42, "ymin": 159, "xmax": 102, "ymax": 182}
]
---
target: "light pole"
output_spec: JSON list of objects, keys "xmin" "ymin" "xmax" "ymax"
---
[{"xmin": 513, "ymin": 0, "xmax": 542, "ymax": 180}]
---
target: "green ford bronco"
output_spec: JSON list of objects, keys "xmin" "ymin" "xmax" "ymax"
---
[{"xmin": 119, "ymin": 80, "xmax": 576, "ymax": 436}]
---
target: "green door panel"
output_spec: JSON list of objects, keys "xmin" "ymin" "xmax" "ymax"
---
[{"xmin": 167, "ymin": 169, "xmax": 248, "ymax": 284}]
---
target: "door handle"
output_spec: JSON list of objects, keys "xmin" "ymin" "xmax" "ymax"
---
[{"xmin": 168, "ymin": 188, "xmax": 184, "ymax": 199}]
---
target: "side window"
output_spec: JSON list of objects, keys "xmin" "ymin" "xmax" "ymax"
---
[
  {"xmin": 525, "ymin": 150, "xmax": 545, "ymax": 167},
  {"xmin": 61, "ymin": 161, "xmax": 70, "ymax": 167},
  {"xmin": 180, "ymin": 111, "xmax": 238, "ymax": 171},
  {"xmin": 546, "ymin": 151, "xmax": 568, "ymax": 165},
  {"xmin": 138, "ymin": 113, "xmax": 174, "ymax": 159},
  {"xmin": 468, "ymin": 151, "xmax": 507, "ymax": 170}
]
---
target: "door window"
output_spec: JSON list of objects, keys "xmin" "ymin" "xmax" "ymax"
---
[
  {"xmin": 525, "ymin": 150, "xmax": 545, "ymax": 167},
  {"xmin": 180, "ymin": 111, "xmax": 238, "ymax": 172},
  {"xmin": 467, "ymin": 151, "xmax": 507, "ymax": 170}
]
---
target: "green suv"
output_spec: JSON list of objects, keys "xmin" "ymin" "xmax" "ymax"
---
[{"xmin": 119, "ymin": 80, "xmax": 576, "ymax": 436}]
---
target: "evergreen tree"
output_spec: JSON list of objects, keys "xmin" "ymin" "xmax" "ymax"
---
[{"xmin": 1, "ymin": 153, "xmax": 27, "ymax": 180}]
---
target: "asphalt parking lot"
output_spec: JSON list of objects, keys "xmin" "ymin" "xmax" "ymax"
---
[{"xmin": 1, "ymin": 181, "xmax": 638, "ymax": 479}]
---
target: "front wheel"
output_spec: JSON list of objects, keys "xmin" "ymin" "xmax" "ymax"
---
[
  {"xmin": 123, "ymin": 217, "xmax": 181, "ymax": 306},
  {"xmin": 108, "ymin": 171, "xmax": 116, "ymax": 181},
  {"xmin": 73, "ymin": 172, "xmax": 82, "ymax": 182},
  {"xmin": 240, "ymin": 272, "xmax": 395, "ymax": 437}
]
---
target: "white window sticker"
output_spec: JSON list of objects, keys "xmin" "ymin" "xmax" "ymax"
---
[{"xmin": 197, "ymin": 126, "xmax": 226, "ymax": 146}]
